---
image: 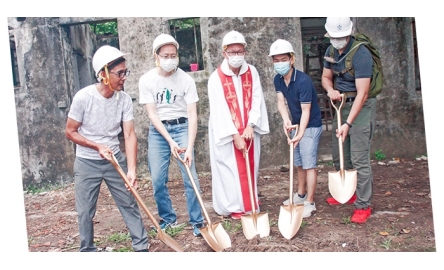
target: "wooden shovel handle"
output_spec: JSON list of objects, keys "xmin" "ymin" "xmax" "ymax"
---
[
  {"xmin": 330, "ymin": 94, "xmax": 346, "ymax": 174},
  {"xmin": 285, "ymin": 125, "xmax": 298, "ymax": 205},
  {"xmin": 175, "ymin": 148, "xmax": 213, "ymax": 227}
]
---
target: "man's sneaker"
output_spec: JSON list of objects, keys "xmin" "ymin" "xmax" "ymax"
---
[
  {"xmin": 303, "ymin": 201, "xmax": 316, "ymax": 218},
  {"xmin": 350, "ymin": 207, "xmax": 372, "ymax": 224},
  {"xmin": 326, "ymin": 194, "xmax": 357, "ymax": 205},
  {"xmin": 154, "ymin": 220, "xmax": 179, "ymax": 232},
  {"xmin": 193, "ymin": 223, "xmax": 204, "ymax": 237},
  {"xmin": 283, "ymin": 193, "xmax": 306, "ymax": 205}
]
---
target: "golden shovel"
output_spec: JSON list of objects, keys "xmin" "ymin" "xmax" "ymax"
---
[
  {"xmin": 107, "ymin": 153, "xmax": 183, "ymax": 252},
  {"xmin": 278, "ymin": 124, "xmax": 304, "ymax": 240},
  {"xmin": 328, "ymin": 94, "xmax": 358, "ymax": 204},
  {"xmin": 175, "ymin": 149, "xmax": 231, "ymax": 252},
  {"xmin": 240, "ymin": 140, "xmax": 270, "ymax": 240}
]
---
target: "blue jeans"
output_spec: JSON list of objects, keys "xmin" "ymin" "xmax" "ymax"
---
[
  {"xmin": 148, "ymin": 121, "xmax": 204, "ymax": 226},
  {"xmin": 292, "ymin": 126, "xmax": 323, "ymax": 169}
]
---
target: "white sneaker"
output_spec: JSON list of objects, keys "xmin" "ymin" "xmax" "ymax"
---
[
  {"xmin": 282, "ymin": 193, "xmax": 306, "ymax": 205},
  {"xmin": 303, "ymin": 201, "xmax": 316, "ymax": 218}
]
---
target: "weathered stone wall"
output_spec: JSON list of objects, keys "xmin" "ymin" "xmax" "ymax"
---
[
  {"xmin": 9, "ymin": 17, "xmax": 77, "ymax": 188},
  {"xmin": 118, "ymin": 17, "xmax": 303, "ymax": 179},
  {"xmin": 356, "ymin": 17, "xmax": 426, "ymax": 158}
]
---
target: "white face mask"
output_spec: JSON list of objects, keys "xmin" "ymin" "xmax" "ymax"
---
[
  {"xmin": 330, "ymin": 37, "xmax": 348, "ymax": 50},
  {"xmin": 159, "ymin": 58, "xmax": 178, "ymax": 73},
  {"xmin": 227, "ymin": 55, "xmax": 245, "ymax": 68}
]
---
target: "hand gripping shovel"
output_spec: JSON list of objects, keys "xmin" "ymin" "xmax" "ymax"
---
[
  {"xmin": 107, "ymin": 153, "xmax": 183, "ymax": 252},
  {"xmin": 278, "ymin": 125, "xmax": 304, "ymax": 240},
  {"xmin": 328, "ymin": 94, "xmax": 358, "ymax": 204},
  {"xmin": 240, "ymin": 140, "xmax": 270, "ymax": 240},
  {"xmin": 175, "ymin": 149, "xmax": 231, "ymax": 252}
]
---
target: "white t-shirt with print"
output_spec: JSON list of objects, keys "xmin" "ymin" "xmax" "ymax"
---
[{"xmin": 138, "ymin": 68, "xmax": 199, "ymax": 120}]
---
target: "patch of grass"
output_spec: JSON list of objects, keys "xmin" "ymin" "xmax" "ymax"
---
[
  {"xmin": 165, "ymin": 223, "xmax": 186, "ymax": 237},
  {"xmin": 374, "ymin": 150, "xmax": 386, "ymax": 161},
  {"xmin": 269, "ymin": 219, "xmax": 278, "ymax": 227},
  {"xmin": 25, "ymin": 182, "xmax": 65, "ymax": 195},
  {"xmin": 380, "ymin": 238, "xmax": 391, "ymax": 250},
  {"xmin": 300, "ymin": 220, "xmax": 308, "ymax": 228},
  {"xmin": 342, "ymin": 216, "xmax": 351, "ymax": 224},
  {"xmin": 148, "ymin": 229, "xmax": 157, "ymax": 238},
  {"xmin": 108, "ymin": 232, "xmax": 131, "ymax": 243},
  {"xmin": 222, "ymin": 220, "xmax": 242, "ymax": 233},
  {"xmin": 114, "ymin": 247, "xmax": 132, "ymax": 252}
]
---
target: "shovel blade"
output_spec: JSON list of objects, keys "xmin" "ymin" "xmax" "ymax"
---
[
  {"xmin": 200, "ymin": 222, "xmax": 231, "ymax": 252},
  {"xmin": 156, "ymin": 230, "xmax": 184, "ymax": 252},
  {"xmin": 278, "ymin": 204, "xmax": 304, "ymax": 240},
  {"xmin": 328, "ymin": 169, "xmax": 357, "ymax": 204},
  {"xmin": 241, "ymin": 212, "xmax": 270, "ymax": 240}
]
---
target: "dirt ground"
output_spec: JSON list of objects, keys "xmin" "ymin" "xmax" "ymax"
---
[{"xmin": 24, "ymin": 155, "xmax": 435, "ymax": 253}]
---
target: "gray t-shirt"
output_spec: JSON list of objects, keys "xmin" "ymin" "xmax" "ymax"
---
[{"xmin": 68, "ymin": 84, "xmax": 134, "ymax": 160}]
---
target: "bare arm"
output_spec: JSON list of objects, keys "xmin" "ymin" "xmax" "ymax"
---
[
  {"xmin": 65, "ymin": 117, "xmax": 112, "ymax": 159},
  {"xmin": 277, "ymin": 92, "xmax": 291, "ymax": 134},
  {"xmin": 321, "ymin": 67, "xmax": 341, "ymax": 101},
  {"xmin": 122, "ymin": 120, "xmax": 138, "ymax": 185},
  {"xmin": 144, "ymin": 103, "xmax": 180, "ymax": 157},
  {"xmin": 184, "ymin": 102, "xmax": 198, "ymax": 166}
]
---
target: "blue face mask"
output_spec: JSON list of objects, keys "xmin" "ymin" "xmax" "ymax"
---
[{"xmin": 274, "ymin": 61, "xmax": 291, "ymax": 76}]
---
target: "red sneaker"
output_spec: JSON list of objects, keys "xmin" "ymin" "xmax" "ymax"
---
[
  {"xmin": 350, "ymin": 207, "xmax": 372, "ymax": 224},
  {"xmin": 230, "ymin": 212, "xmax": 244, "ymax": 220},
  {"xmin": 326, "ymin": 194, "xmax": 357, "ymax": 205}
]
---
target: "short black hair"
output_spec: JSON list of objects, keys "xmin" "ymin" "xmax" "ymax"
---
[{"xmin": 107, "ymin": 57, "xmax": 126, "ymax": 71}]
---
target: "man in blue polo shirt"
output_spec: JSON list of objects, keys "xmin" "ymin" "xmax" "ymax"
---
[
  {"xmin": 269, "ymin": 39, "xmax": 323, "ymax": 218},
  {"xmin": 321, "ymin": 17, "xmax": 375, "ymax": 224}
]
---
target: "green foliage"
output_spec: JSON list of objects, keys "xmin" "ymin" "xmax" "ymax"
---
[
  {"xmin": 380, "ymin": 238, "xmax": 392, "ymax": 250},
  {"xmin": 169, "ymin": 18, "xmax": 200, "ymax": 30},
  {"xmin": 300, "ymin": 220, "xmax": 308, "ymax": 228},
  {"xmin": 165, "ymin": 223, "xmax": 186, "ymax": 237},
  {"xmin": 342, "ymin": 216, "xmax": 351, "ymax": 224},
  {"xmin": 90, "ymin": 21, "xmax": 118, "ymax": 36},
  {"xmin": 222, "ymin": 220, "xmax": 242, "ymax": 233},
  {"xmin": 374, "ymin": 150, "xmax": 386, "ymax": 161},
  {"xmin": 114, "ymin": 247, "xmax": 132, "ymax": 252},
  {"xmin": 108, "ymin": 232, "xmax": 131, "ymax": 243}
]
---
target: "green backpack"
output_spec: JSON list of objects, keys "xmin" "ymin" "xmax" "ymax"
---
[{"xmin": 327, "ymin": 32, "xmax": 383, "ymax": 98}]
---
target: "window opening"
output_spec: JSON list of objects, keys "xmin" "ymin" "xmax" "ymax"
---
[
  {"xmin": 168, "ymin": 18, "xmax": 203, "ymax": 72},
  {"xmin": 10, "ymin": 37, "xmax": 20, "ymax": 87}
]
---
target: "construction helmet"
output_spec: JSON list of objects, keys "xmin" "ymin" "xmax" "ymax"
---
[
  {"xmin": 324, "ymin": 17, "xmax": 353, "ymax": 38},
  {"xmin": 153, "ymin": 33, "xmax": 179, "ymax": 55},
  {"xmin": 269, "ymin": 39, "xmax": 294, "ymax": 56},
  {"xmin": 222, "ymin": 30, "xmax": 247, "ymax": 50},
  {"xmin": 92, "ymin": 45, "xmax": 128, "ymax": 78}
]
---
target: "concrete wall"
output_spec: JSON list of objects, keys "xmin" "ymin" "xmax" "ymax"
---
[
  {"xmin": 356, "ymin": 17, "xmax": 426, "ymax": 158},
  {"xmin": 9, "ymin": 17, "xmax": 426, "ymax": 188}
]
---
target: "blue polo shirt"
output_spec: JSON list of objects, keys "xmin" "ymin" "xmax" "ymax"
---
[
  {"xmin": 274, "ymin": 68, "xmax": 322, "ymax": 128},
  {"xmin": 323, "ymin": 37, "xmax": 373, "ymax": 91}
]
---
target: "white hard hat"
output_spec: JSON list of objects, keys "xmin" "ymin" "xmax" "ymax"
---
[
  {"xmin": 324, "ymin": 17, "xmax": 353, "ymax": 38},
  {"xmin": 269, "ymin": 39, "xmax": 294, "ymax": 56},
  {"xmin": 92, "ymin": 45, "xmax": 128, "ymax": 77},
  {"xmin": 222, "ymin": 30, "xmax": 247, "ymax": 50},
  {"xmin": 153, "ymin": 33, "xmax": 179, "ymax": 55}
]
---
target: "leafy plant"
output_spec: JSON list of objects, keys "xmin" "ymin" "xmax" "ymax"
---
[
  {"xmin": 342, "ymin": 216, "xmax": 351, "ymax": 224},
  {"xmin": 300, "ymin": 220, "xmax": 308, "ymax": 228},
  {"xmin": 380, "ymin": 238, "xmax": 391, "ymax": 250},
  {"xmin": 222, "ymin": 220, "xmax": 242, "ymax": 233},
  {"xmin": 90, "ymin": 21, "xmax": 118, "ymax": 36},
  {"xmin": 108, "ymin": 232, "xmax": 131, "ymax": 243},
  {"xmin": 374, "ymin": 150, "xmax": 386, "ymax": 161},
  {"xmin": 165, "ymin": 223, "xmax": 186, "ymax": 237}
]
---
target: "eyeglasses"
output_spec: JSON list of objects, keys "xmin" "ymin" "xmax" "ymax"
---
[
  {"xmin": 109, "ymin": 69, "xmax": 130, "ymax": 78},
  {"xmin": 225, "ymin": 50, "xmax": 246, "ymax": 57},
  {"xmin": 157, "ymin": 54, "xmax": 178, "ymax": 60}
]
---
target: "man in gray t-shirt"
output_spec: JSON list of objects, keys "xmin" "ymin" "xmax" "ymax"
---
[{"xmin": 66, "ymin": 45, "xmax": 149, "ymax": 252}]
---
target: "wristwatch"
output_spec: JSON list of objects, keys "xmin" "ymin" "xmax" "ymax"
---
[{"xmin": 248, "ymin": 123, "xmax": 255, "ymax": 128}]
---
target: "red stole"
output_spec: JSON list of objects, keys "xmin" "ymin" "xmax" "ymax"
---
[{"xmin": 217, "ymin": 66, "xmax": 257, "ymax": 212}]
